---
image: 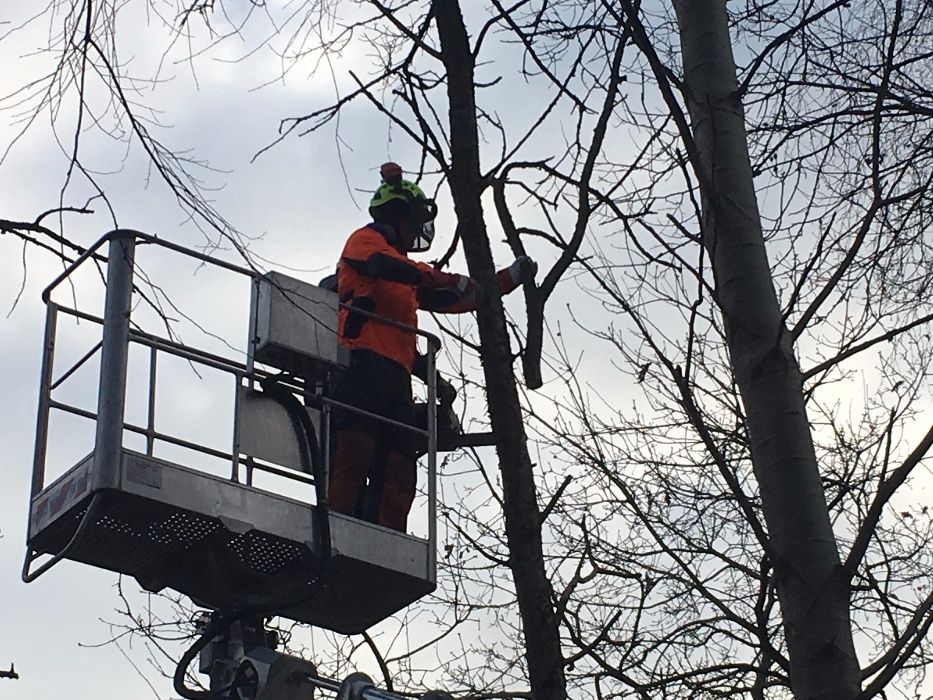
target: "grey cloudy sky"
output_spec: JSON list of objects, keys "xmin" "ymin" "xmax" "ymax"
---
[
  {"xmin": 0, "ymin": 4, "xmax": 555, "ymax": 698},
  {"xmin": 3, "ymin": 3, "xmax": 930, "ymax": 700},
  {"xmin": 0, "ymin": 7, "xmax": 408, "ymax": 700}
]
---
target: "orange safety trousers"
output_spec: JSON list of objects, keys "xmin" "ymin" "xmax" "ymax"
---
[
  {"xmin": 328, "ymin": 349, "xmax": 417, "ymax": 532},
  {"xmin": 329, "ymin": 430, "xmax": 416, "ymax": 532}
]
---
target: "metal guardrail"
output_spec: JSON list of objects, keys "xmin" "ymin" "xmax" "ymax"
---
[{"xmin": 25, "ymin": 228, "xmax": 441, "ymax": 582}]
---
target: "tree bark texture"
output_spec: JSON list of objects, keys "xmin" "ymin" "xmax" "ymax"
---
[
  {"xmin": 670, "ymin": 1, "xmax": 861, "ymax": 698},
  {"xmin": 432, "ymin": 2, "xmax": 567, "ymax": 698}
]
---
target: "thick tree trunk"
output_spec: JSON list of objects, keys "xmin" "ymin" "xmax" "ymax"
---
[
  {"xmin": 432, "ymin": 2, "xmax": 567, "ymax": 698},
  {"xmin": 670, "ymin": 2, "xmax": 861, "ymax": 698}
]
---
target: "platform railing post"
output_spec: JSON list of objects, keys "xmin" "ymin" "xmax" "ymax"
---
[
  {"xmin": 321, "ymin": 400, "xmax": 332, "ymax": 493},
  {"xmin": 426, "ymin": 342, "xmax": 438, "ymax": 582},
  {"xmin": 146, "ymin": 345, "xmax": 157, "ymax": 456},
  {"xmin": 92, "ymin": 231, "xmax": 136, "ymax": 491},
  {"xmin": 28, "ymin": 303, "xmax": 58, "ymax": 531},
  {"xmin": 230, "ymin": 376, "xmax": 243, "ymax": 483}
]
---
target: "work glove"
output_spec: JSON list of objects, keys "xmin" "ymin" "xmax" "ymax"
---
[{"xmin": 508, "ymin": 255, "xmax": 538, "ymax": 285}]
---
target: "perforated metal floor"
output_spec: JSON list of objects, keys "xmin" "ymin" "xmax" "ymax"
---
[{"xmin": 29, "ymin": 451, "xmax": 435, "ymax": 633}]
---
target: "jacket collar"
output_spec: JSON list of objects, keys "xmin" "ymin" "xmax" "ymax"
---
[{"xmin": 368, "ymin": 221, "xmax": 401, "ymax": 251}]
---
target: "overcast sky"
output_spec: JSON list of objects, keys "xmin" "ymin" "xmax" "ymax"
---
[
  {"xmin": 0, "ymin": 5, "xmax": 416, "ymax": 699},
  {"xmin": 2, "ymin": 3, "xmax": 931, "ymax": 700},
  {"xmin": 0, "ymin": 4, "xmax": 551, "ymax": 698}
]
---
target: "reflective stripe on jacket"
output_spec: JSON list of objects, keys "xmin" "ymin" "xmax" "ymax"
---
[
  {"xmin": 337, "ymin": 225, "xmax": 434, "ymax": 372},
  {"xmin": 336, "ymin": 223, "xmax": 524, "ymax": 372}
]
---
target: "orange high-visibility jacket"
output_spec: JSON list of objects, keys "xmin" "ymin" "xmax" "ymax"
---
[{"xmin": 336, "ymin": 224, "xmax": 520, "ymax": 372}]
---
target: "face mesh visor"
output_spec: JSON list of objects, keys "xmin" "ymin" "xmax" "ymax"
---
[
  {"xmin": 410, "ymin": 220, "xmax": 435, "ymax": 253},
  {"xmin": 409, "ymin": 198, "xmax": 438, "ymax": 252}
]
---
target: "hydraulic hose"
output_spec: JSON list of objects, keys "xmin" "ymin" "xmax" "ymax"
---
[
  {"xmin": 173, "ymin": 610, "xmax": 243, "ymax": 700},
  {"xmin": 258, "ymin": 377, "xmax": 331, "ymax": 565},
  {"xmin": 174, "ymin": 378, "xmax": 333, "ymax": 699}
]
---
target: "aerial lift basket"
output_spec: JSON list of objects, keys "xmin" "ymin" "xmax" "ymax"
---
[{"xmin": 23, "ymin": 230, "xmax": 439, "ymax": 633}]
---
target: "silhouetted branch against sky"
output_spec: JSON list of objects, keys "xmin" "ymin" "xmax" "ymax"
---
[{"xmin": 1, "ymin": 2, "xmax": 931, "ymax": 699}]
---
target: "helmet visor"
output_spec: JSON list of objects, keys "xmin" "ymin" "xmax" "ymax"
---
[
  {"xmin": 410, "ymin": 220, "xmax": 435, "ymax": 253},
  {"xmin": 408, "ymin": 197, "xmax": 437, "ymax": 252}
]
